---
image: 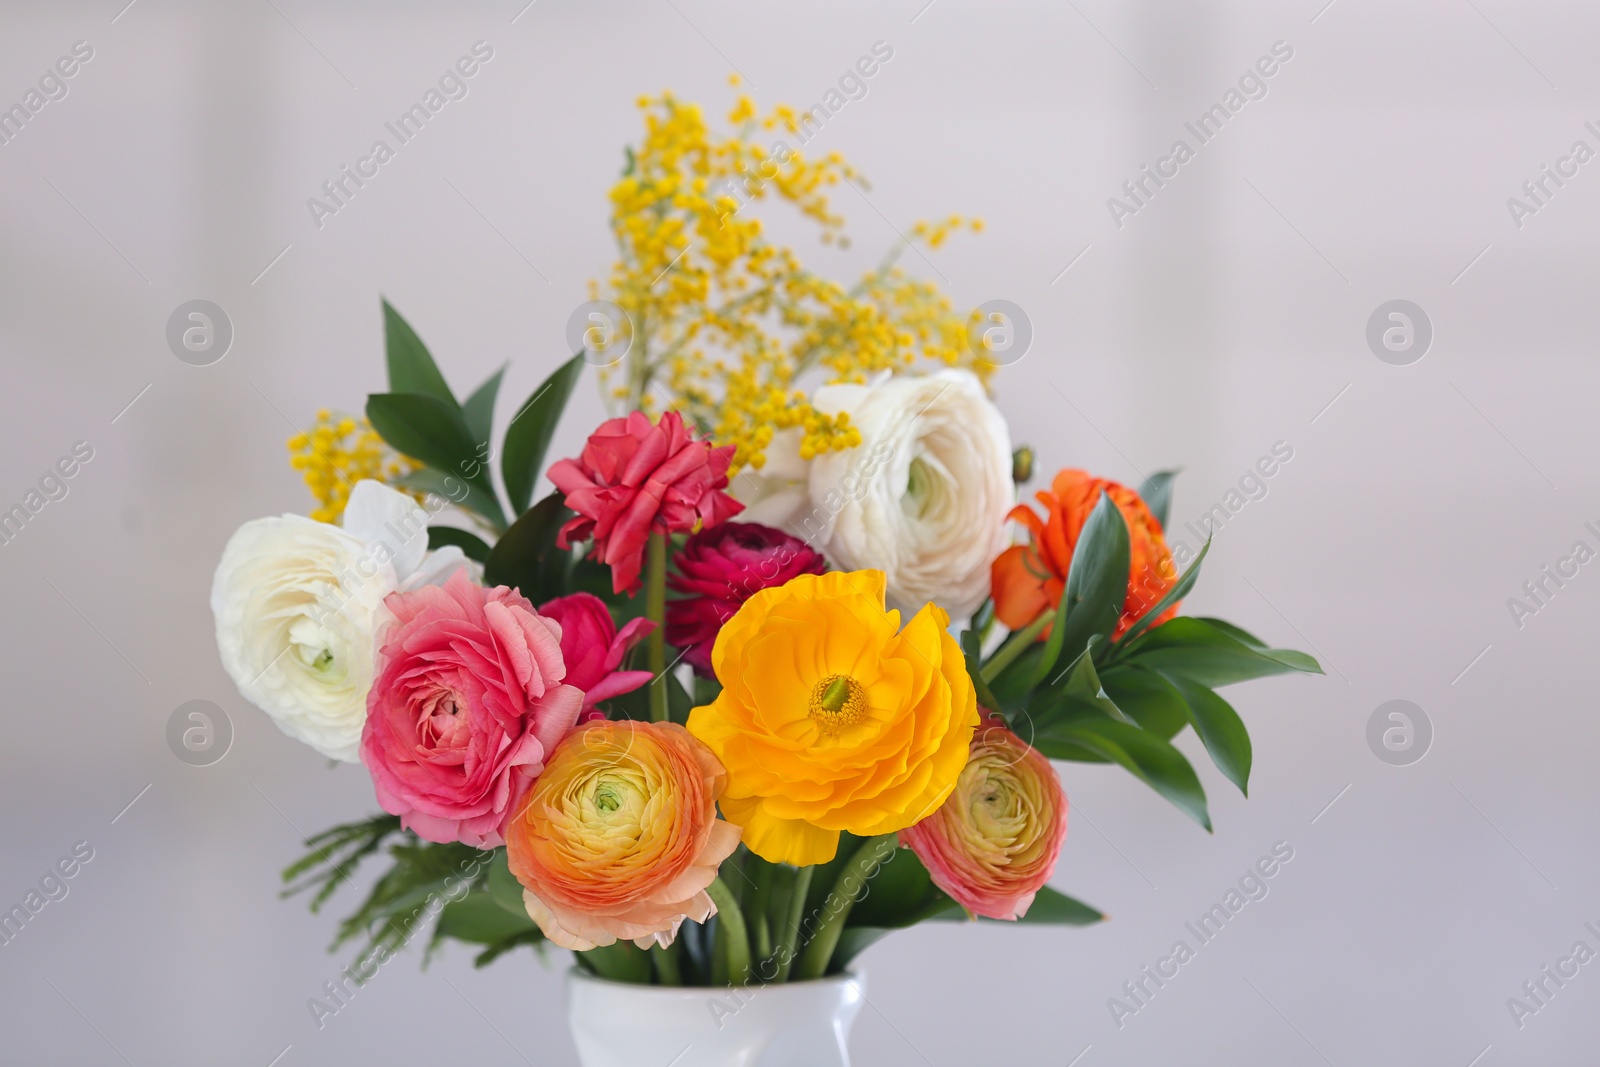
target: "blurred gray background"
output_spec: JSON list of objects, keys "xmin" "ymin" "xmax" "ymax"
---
[{"xmin": 3, "ymin": 0, "xmax": 1597, "ymax": 1063}]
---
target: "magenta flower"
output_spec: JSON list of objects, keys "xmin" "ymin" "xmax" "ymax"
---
[{"xmin": 537, "ymin": 592, "xmax": 654, "ymax": 711}]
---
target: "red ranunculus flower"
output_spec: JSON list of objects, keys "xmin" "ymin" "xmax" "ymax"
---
[
  {"xmin": 548, "ymin": 410, "xmax": 743, "ymax": 595},
  {"xmin": 538, "ymin": 592, "xmax": 654, "ymax": 712},
  {"xmin": 666, "ymin": 522, "xmax": 828, "ymax": 676}
]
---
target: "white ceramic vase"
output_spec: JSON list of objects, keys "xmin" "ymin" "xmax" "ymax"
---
[{"xmin": 566, "ymin": 968, "xmax": 865, "ymax": 1067}]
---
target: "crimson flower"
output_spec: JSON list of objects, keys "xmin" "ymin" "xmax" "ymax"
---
[{"xmin": 666, "ymin": 522, "xmax": 827, "ymax": 676}]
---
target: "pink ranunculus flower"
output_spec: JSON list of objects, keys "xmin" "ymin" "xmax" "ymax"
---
[
  {"xmin": 900, "ymin": 715, "xmax": 1068, "ymax": 921},
  {"xmin": 360, "ymin": 570, "xmax": 583, "ymax": 849},
  {"xmin": 537, "ymin": 592, "xmax": 654, "ymax": 711},
  {"xmin": 547, "ymin": 410, "xmax": 743, "ymax": 595},
  {"xmin": 665, "ymin": 521, "xmax": 827, "ymax": 677}
]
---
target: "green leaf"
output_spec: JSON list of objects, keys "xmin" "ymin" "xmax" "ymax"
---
[
  {"xmin": 971, "ymin": 597, "xmax": 996, "ymax": 640},
  {"xmin": 366, "ymin": 392, "xmax": 499, "ymax": 519},
  {"xmin": 580, "ymin": 940, "xmax": 653, "ymax": 983},
  {"xmin": 1100, "ymin": 665, "xmax": 1188, "ymax": 740},
  {"xmin": 462, "ymin": 364, "xmax": 506, "ymax": 451},
  {"xmin": 960, "ymin": 630, "xmax": 1003, "ymax": 713},
  {"xmin": 483, "ymin": 492, "xmax": 571, "ymax": 602},
  {"xmin": 829, "ymin": 850, "xmax": 1105, "ymax": 967},
  {"xmin": 1032, "ymin": 642, "xmax": 1130, "ymax": 726},
  {"xmin": 367, "ymin": 392, "xmax": 478, "ymax": 477},
  {"xmin": 799, "ymin": 839, "xmax": 927, "ymax": 975},
  {"xmin": 473, "ymin": 928, "xmax": 545, "ymax": 968},
  {"xmin": 1113, "ymin": 537, "xmax": 1211, "ymax": 651},
  {"xmin": 925, "ymin": 884, "xmax": 1106, "ymax": 926},
  {"xmin": 1163, "ymin": 673, "xmax": 1252, "ymax": 796},
  {"xmin": 666, "ymin": 669, "xmax": 693, "ymax": 726},
  {"xmin": 565, "ymin": 555, "xmax": 619, "ymax": 601},
  {"xmin": 605, "ymin": 679, "xmax": 650, "ymax": 722},
  {"xmin": 502, "ymin": 354, "xmax": 585, "ymax": 516},
  {"xmin": 280, "ymin": 814, "xmax": 402, "ymax": 913},
  {"xmin": 435, "ymin": 890, "xmax": 538, "ymax": 946},
  {"xmin": 1121, "ymin": 617, "xmax": 1323, "ymax": 688},
  {"xmin": 485, "ymin": 849, "xmax": 527, "ymax": 917},
  {"xmin": 393, "ymin": 468, "xmax": 506, "ymax": 532},
  {"xmin": 1027, "ymin": 600, "xmax": 1070, "ymax": 691},
  {"xmin": 989, "ymin": 642, "xmax": 1045, "ymax": 715},
  {"xmin": 427, "ymin": 525, "xmax": 491, "ymax": 563},
  {"xmin": 1194, "ymin": 616, "xmax": 1270, "ymax": 649},
  {"xmin": 1014, "ymin": 732, "xmax": 1104, "ymax": 764},
  {"xmin": 843, "ymin": 845, "xmax": 949, "ymax": 930},
  {"xmin": 693, "ymin": 674, "xmax": 724, "ymax": 707},
  {"xmin": 1016, "ymin": 644, "xmax": 1123, "ymax": 761},
  {"xmin": 382, "ymin": 299, "xmax": 457, "ymax": 408},
  {"xmin": 853, "ymin": 848, "xmax": 1104, "ymax": 927},
  {"xmin": 1136, "ymin": 469, "xmax": 1179, "ymax": 530},
  {"xmin": 1010, "ymin": 885, "xmax": 1106, "ymax": 925},
  {"xmin": 1044, "ymin": 493, "xmax": 1130, "ymax": 676},
  {"xmin": 316, "ymin": 837, "xmax": 493, "ymax": 971},
  {"xmin": 1033, "ymin": 717, "xmax": 1212, "ymax": 831},
  {"xmin": 831, "ymin": 927, "xmax": 896, "ymax": 970}
]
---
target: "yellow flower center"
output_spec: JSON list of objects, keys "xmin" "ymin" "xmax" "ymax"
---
[
  {"xmin": 593, "ymin": 778, "xmax": 625, "ymax": 813},
  {"xmin": 809, "ymin": 674, "xmax": 867, "ymax": 734}
]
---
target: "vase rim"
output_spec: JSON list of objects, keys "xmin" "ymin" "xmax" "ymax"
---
[{"xmin": 566, "ymin": 965, "xmax": 863, "ymax": 996}]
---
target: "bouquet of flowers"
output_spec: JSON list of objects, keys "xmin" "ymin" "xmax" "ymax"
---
[{"xmin": 212, "ymin": 90, "xmax": 1320, "ymax": 1002}]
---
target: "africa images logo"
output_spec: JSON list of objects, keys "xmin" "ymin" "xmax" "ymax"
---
[
  {"xmin": 1105, "ymin": 40, "xmax": 1294, "ymax": 229},
  {"xmin": 305, "ymin": 42, "xmax": 494, "ymax": 229}
]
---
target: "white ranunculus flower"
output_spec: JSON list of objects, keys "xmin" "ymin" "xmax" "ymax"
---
[
  {"xmin": 211, "ymin": 480, "xmax": 471, "ymax": 761},
  {"xmin": 804, "ymin": 369, "xmax": 1013, "ymax": 619},
  {"xmin": 726, "ymin": 426, "xmax": 811, "ymax": 530}
]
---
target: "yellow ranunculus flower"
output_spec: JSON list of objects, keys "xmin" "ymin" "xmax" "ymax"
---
[{"xmin": 686, "ymin": 570, "xmax": 979, "ymax": 865}]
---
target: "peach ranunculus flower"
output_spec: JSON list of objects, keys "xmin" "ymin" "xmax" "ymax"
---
[
  {"xmin": 504, "ymin": 719, "xmax": 740, "ymax": 951},
  {"xmin": 991, "ymin": 469, "xmax": 1179, "ymax": 640},
  {"xmin": 687, "ymin": 570, "xmax": 979, "ymax": 867},
  {"xmin": 900, "ymin": 716, "xmax": 1068, "ymax": 921}
]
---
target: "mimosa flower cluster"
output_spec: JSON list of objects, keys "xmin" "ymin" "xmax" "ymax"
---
[{"xmin": 595, "ymin": 83, "xmax": 990, "ymax": 475}]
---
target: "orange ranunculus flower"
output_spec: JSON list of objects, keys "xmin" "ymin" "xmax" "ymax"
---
[
  {"xmin": 504, "ymin": 720, "xmax": 741, "ymax": 951},
  {"xmin": 686, "ymin": 570, "xmax": 979, "ymax": 867},
  {"xmin": 991, "ymin": 469, "xmax": 1179, "ymax": 639}
]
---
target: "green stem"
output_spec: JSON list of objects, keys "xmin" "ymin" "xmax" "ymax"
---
[
  {"xmin": 705, "ymin": 877, "xmax": 750, "ymax": 986},
  {"xmin": 980, "ymin": 611, "xmax": 1052, "ymax": 683},
  {"xmin": 646, "ymin": 532, "xmax": 668, "ymax": 722},
  {"xmin": 747, "ymin": 859, "xmax": 774, "ymax": 963},
  {"xmin": 650, "ymin": 942, "xmax": 682, "ymax": 986},
  {"xmin": 628, "ymin": 306, "xmax": 650, "ymax": 411},
  {"xmin": 795, "ymin": 835, "xmax": 898, "ymax": 982},
  {"xmin": 710, "ymin": 927, "xmax": 728, "ymax": 986},
  {"xmin": 759, "ymin": 867, "xmax": 793, "ymax": 981},
  {"xmin": 771, "ymin": 865, "xmax": 813, "ymax": 983}
]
